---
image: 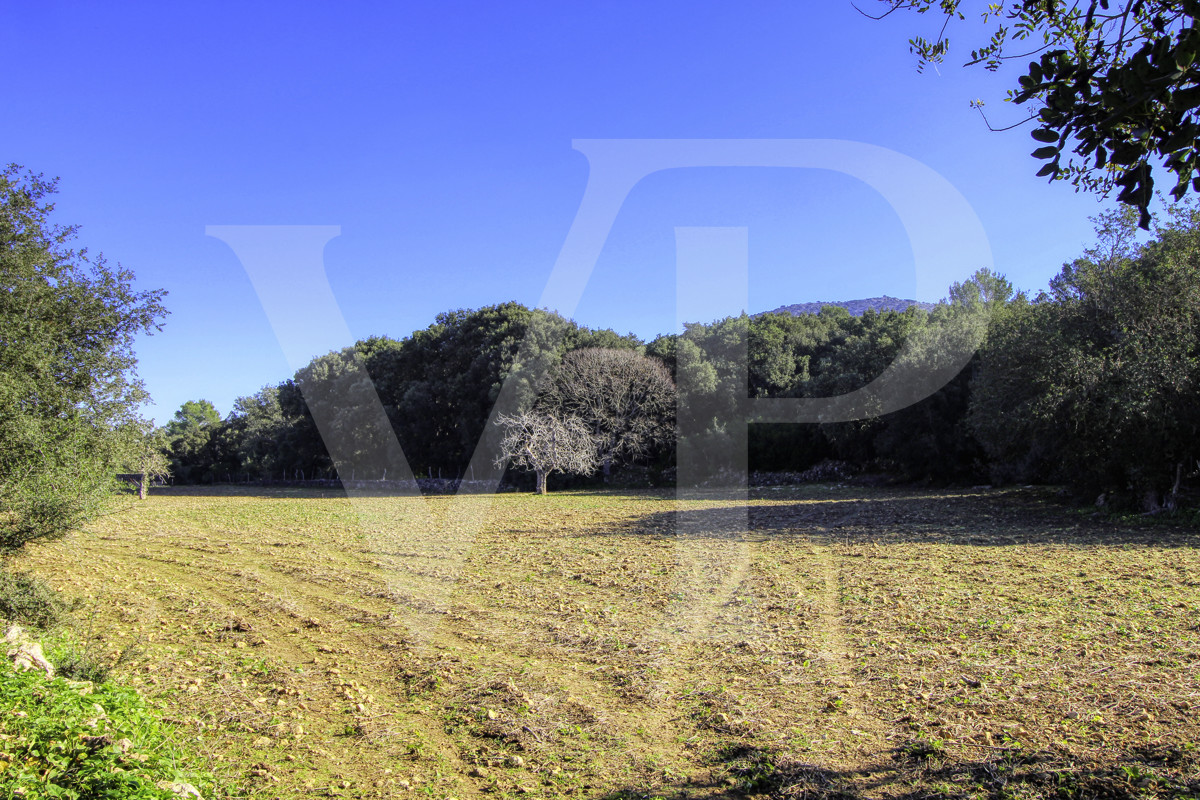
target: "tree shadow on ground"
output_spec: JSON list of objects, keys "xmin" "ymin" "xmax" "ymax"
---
[
  {"xmin": 149, "ymin": 484, "xmax": 347, "ymax": 498},
  {"xmin": 584, "ymin": 486, "xmax": 1200, "ymax": 548},
  {"xmin": 598, "ymin": 741, "xmax": 1200, "ymax": 799}
]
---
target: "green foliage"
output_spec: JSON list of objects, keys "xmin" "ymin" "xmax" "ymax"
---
[
  {"xmin": 366, "ymin": 303, "xmax": 640, "ymax": 478},
  {"xmin": 164, "ymin": 303, "xmax": 648, "ymax": 484},
  {"xmin": 0, "ymin": 659, "xmax": 218, "ymax": 799},
  {"xmin": 743, "ymin": 310, "xmax": 847, "ymax": 473},
  {"xmin": 288, "ymin": 348, "xmax": 395, "ymax": 480},
  {"xmin": 966, "ymin": 295, "xmax": 1056, "ymax": 483},
  {"xmin": 883, "ymin": 0, "xmax": 1200, "ymax": 226},
  {"xmin": 225, "ymin": 385, "xmax": 293, "ymax": 479},
  {"xmin": 970, "ymin": 205, "xmax": 1200, "ymax": 508},
  {"xmin": 160, "ymin": 237, "xmax": 1198, "ymax": 508},
  {"xmin": 805, "ymin": 306, "xmax": 926, "ymax": 465},
  {"xmin": 671, "ymin": 315, "xmax": 753, "ymax": 481},
  {"xmin": 54, "ymin": 640, "xmax": 141, "ymax": 685},
  {"xmin": 900, "ymin": 735, "xmax": 947, "ymax": 761},
  {"xmin": 162, "ymin": 400, "xmax": 225, "ymax": 484},
  {"xmin": 0, "ymin": 166, "xmax": 167, "ymax": 548},
  {"xmin": 165, "ymin": 399, "xmax": 221, "ymax": 435},
  {"xmin": 859, "ymin": 270, "xmax": 1012, "ymax": 481}
]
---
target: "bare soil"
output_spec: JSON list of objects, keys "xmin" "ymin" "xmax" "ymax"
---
[{"xmin": 15, "ymin": 484, "xmax": 1200, "ymax": 799}]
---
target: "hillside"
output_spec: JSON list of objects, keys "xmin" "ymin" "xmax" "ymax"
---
[{"xmin": 764, "ymin": 295, "xmax": 936, "ymax": 317}]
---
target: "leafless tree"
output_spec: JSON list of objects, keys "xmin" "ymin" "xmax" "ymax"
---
[
  {"xmin": 540, "ymin": 348, "xmax": 675, "ymax": 478},
  {"xmin": 494, "ymin": 411, "xmax": 598, "ymax": 494}
]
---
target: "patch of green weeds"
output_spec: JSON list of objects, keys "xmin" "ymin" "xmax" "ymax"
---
[
  {"xmin": 0, "ymin": 658, "xmax": 221, "ymax": 798},
  {"xmin": 899, "ymin": 735, "xmax": 948, "ymax": 762},
  {"xmin": 233, "ymin": 653, "xmax": 275, "ymax": 680},
  {"xmin": 37, "ymin": 602, "xmax": 146, "ymax": 685}
]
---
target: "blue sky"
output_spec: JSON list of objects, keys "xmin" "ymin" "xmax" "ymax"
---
[{"xmin": 6, "ymin": 2, "xmax": 1117, "ymax": 424}]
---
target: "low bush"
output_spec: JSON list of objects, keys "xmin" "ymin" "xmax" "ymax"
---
[
  {"xmin": 0, "ymin": 657, "xmax": 219, "ymax": 798},
  {"xmin": 0, "ymin": 569, "xmax": 78, "ymax": 629}
]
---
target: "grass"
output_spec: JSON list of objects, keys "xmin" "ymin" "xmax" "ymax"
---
[{"xmin": 4, "ymin": 483, "xmax": 1199, "ymax": 798}]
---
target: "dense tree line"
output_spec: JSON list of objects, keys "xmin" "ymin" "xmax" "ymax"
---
[
  {"xmin": 165, "ymin": 210, "xmax": 1200, "ymax": 510},
  {"xmin": 970, "ymin": 206, "xmax": 1200, "ymax": 510},
  {"xmin": 164, "ymin": 304, "xmax": 648, "ymax": 485}
]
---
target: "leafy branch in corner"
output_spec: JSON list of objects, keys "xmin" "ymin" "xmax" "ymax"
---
[{"xmin": 873, "ymin": 0, "xmax": 1200, "ymax": 227}]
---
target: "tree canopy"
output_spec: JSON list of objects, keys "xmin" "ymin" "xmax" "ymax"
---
[
  {"xmin": 878, "ymin": 0, "xmax": 1200, "ymax": 226},
  {"xmin": 159, "ymin": 231, "xmax": 1200, "ymax": 511},
  {"xmin": 0, "ymin": 166, "xmax": 166, "ymax": 547},
  {"xmin": 970, "ymin": 204, "xmax": 1200, "ymax": 508},
  {"xmin": 163, "ymin": 399, "xmax": 226, "ymax": 484},
  {"xmin": 494, "ymin": 411, "xmax": 599, "ymax": 494},
  {"xmin": 538, "ymin": 348, "xmax": 676, "ymax": 477}
]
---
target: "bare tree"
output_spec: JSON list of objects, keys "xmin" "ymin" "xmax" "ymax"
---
[
  {"xmin": 540, "ymin": 348, "xmax": 675, "ymax": 478},
  {"xmin": 121, "ymin": 422, "xmax": 172, "ymax": 499},
  {"xmin": 494, "ymin": 411, "xmax": 598, "ymax": 494}
]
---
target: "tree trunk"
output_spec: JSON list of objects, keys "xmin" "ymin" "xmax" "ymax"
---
[
  {"xmin": 1167, "ymin": 462, "xmax": 1184, "ymax": 511},
  {"xmin": 536, "ymin": 469, "xmax": 548, "ymax": 495},
  {"xmin": 138, "ymin": 472, "xmax": 147, "ymax": 500}
]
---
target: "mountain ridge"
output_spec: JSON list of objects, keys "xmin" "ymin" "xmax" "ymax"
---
[{"xmin": 763, "ymin": 295, "xmax": 936, "ymax": 318}]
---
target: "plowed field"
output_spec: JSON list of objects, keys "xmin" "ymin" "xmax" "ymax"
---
[{"xmin": 16, "ymin": 485, "xmax": 1200, "ymax": 799}]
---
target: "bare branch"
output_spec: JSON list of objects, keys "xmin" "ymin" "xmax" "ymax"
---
[
  {"xmin": 851, "ymin": 1, "xmax": 900, "ymax": 21},
  {"xmin": 972, "ymin": 102, "xmax": 1040, "ymax": 131},
  {"xmin": 495, "ymin": 410, "xmax": 598, "ymax": 494}
]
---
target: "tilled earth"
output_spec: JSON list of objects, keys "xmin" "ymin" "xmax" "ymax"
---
[{"xmin": 15, "ymin": 484, "xmax": 1200, "ymax": 799}]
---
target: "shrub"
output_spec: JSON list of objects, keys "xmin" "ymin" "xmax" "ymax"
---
[{"xmin": 0, "ymin": 569, "xmax": 77, "ymax": 629}]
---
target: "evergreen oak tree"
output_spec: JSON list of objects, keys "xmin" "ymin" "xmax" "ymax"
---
[
  {"xmin": 879, "ymin": 0, "xmax": 1200, "ymax": 226},
  {"xmin": 0, "ymin": 166, "xmax": 166, "ymax": 548}
]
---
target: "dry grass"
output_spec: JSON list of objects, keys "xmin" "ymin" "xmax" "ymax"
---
[{"xmin": 11, "ymin": 484, "xmax": 1200, "ymax": 799}]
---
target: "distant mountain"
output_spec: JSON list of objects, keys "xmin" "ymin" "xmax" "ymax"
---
[{"xmin": 763, "ymin": 296, "xmax": 936, "ymax": 318}]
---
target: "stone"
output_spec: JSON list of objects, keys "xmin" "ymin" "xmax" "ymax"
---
[
  {"xmin": 4, "ymin": 625, "xmax": 54, "ymax": 677},
  {"xmin": 155, "ymin": 781, "xmax": 204, "ymax": 799}
]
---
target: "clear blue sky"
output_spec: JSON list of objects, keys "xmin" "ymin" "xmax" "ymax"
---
[{"xmin": 6, "ymin": 1, "xmax": 1117, "ymax": 424}]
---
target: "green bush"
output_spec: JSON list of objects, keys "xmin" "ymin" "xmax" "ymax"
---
[
  {"xmin": 54, "ymin": 640, "xmax": 141, "ymax": 685},
  {"xmin": 0, "ymin": 569, "xmax": 77, "ymax": 629}
]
